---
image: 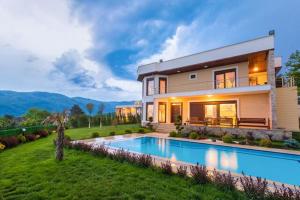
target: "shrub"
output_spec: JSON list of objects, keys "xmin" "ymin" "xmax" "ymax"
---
[
  {"xmin": 0, "ymin": 136, "xmax": 19, "ymax": 148},
  {"xmin": 25, "ymin": 134, "xmax": 36, "ymax": 141},
  {"xmin": 284, "ymin": 139, "xmax": 300, "ymax": 149},
  {"xmin": 136, "ymin": 154, "xmax": 153, "ymax": 168},
  {"xmin": 212, "ymin": 170, "xmax": 237, "ymax": 191},
  {"xmin": 109, "ymin": 131, "xmax": 116, "ymax": 136},
  {"xmin": 125, "ymin": 129, "xmax": 132, "ymax": 134},
  {"xmin": 138, "ymin": 128, "xmax": 145, "ymax": 133},
  {"xmin": 246, "ymin": 132, "xmax": 255, "ymax": 145},
  {"xmin": 71, "ymin": 142, "xmax": 91, "ymax": 152},
  {"xmin": 190, "ymin": 163, "xmax": 210, "ymax": 184},
  {"xmin": 267, "ymin": 183, "xmax": 300, "ymax": 200},
  {"xmin": 161, "ymin": 161, "xmax": 173, "ymax": 175},
  {"xmin": 259, "ymin": 138, "xmax": 272, "ymax": 147},
  {"xmin": 64, "ymin": 135, "xmax": 71, "ymax": 141},
  {"xmin": 111, "ymin": 149, "xmax": 131, "ymax": 162},
  {"xmin": 91, "ymin": 144, "xmax": 109, "ymax": 157},
  {"xmin": 189, "ymin": 132, "xmax": 198, "ymax": 139},
  {"xmin": 197, "ymin": 127, "xmax": 210, "ymax": 136},
  {"xmin": 222, "ymin": 134, "xmax": 233, "ymax": 143},
  {"xmin": 91, "ymin": 132, "xmax": 100, "ymax": 138},
  {"xmin": 146, "ymin": 117, "xmax": 154, "ymax": 131},
  {"xmin": 36, "ymin": 130, "xmax": 48, "ymax": 138},
  {"xmin": 17, "ymin": 134, "xmax": 26, "ymax": 143},
  {"xmin": 169, "ymin": 131, "xmax": 177, "ymax": 137},
  {"xmin": 238, "ymin": 140, "xmax": 246, "ymax": 145},
  {"xmin": 240, "ymin": 173, "xmax": 268, "ymax": 200},
  {"xmin": 176, "ymin": 165, "xmax": 187, "ymax": 177},
  {"xmin": 0, "ymin": 142, "xmax": 6, "ymax": 150},
  {"xmin": 292, "ymin": 132, "xmax": 300, "ymax": 142}
]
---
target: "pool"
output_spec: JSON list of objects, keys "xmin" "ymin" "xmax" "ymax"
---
[{"xmin": 106, "ymin": 136, "xmax": 300, "ymax": 186}]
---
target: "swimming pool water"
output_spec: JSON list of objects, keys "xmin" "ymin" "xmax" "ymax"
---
[{"xmin": 106, "ymin": 136, "xmax": 300, "ymax": 185}]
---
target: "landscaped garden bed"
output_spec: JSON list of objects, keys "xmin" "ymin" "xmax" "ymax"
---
[
  {"xmin": 168, "ymin": 126, "xmax": 300, "ymax": 151},
  {"xmin": 0, "ymin": 125, "xmax": 56, "ymax": 151}
]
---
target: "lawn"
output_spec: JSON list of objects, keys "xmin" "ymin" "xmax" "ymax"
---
[{"xmin": 0, "ymin": 124, "xmax": 246, "ymax": 200}]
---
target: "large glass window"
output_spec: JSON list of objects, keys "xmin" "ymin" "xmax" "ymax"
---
[
  {"xmin": 146, "ymin": 102, "xmax": 153, "ymax": 121},
  {"xmin": 146, "ymin": 78, "xmax": 154, "ymax": 96},
  {"xmin": 204, "ymin": 105, "xmax": 217, "ymax": 118},
  {"xmin": 159, "ymin": 78, "xmax": 167, "ymax": 94},
  {"xmin": 215, "ymin": 69, "xmax": 236, "ymax": 89}
]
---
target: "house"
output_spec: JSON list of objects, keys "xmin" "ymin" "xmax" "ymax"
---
[
  {"xmin": 115, "ymin": 101, "xmax": 142, "ymax": 118},
  {"xmin": 137, "ymin": 31, "xmax": 299, "ymax": 132}
]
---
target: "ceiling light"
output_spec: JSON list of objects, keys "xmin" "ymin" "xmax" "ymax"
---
[{"xmin": 253, "ymin": 67, "xmax": 259, "ymax": 72}]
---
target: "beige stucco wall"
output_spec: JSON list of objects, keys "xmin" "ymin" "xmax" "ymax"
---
[
  {"xmin": 276, "ymin": 87, "xmax": 299, "ymax": 131},
  {"xmin": 155, "ymin": 93, "xmax": 270, "ymax": 124},
  {"xmin": 167, "ymin": 62, "xmax": 249, "ymax": 93}
]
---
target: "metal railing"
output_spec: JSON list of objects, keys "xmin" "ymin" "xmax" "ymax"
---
[
  {"xmin": 275, "ymin": 76, "xmax": 295, "ymax": 88},
  {"xmin": 148, "ymin": 74, "xmax": 269, "ymax": 95}
]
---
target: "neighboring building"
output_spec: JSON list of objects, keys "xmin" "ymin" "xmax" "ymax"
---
[
  {"xmin": 115, "ymin": 101, "xmax": 142, "ymax": 117},
  {"xmin": 137, "ymin": 32, "xmax": 299, "ymax": 131}
]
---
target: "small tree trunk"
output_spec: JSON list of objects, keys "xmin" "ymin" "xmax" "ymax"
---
[
  {"xmin": 88, "ymin": 117, "xmax": 91, "ymax": 128},
  {"xmin": 56, "ymin": 126, "xmax": 64, "ymax": 161}
]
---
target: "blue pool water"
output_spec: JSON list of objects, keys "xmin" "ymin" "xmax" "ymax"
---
[{"xmin": 107, "ymin": 136, "xmax": 300, "ymax": 185}]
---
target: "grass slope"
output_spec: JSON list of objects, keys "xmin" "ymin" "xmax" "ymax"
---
[{"xmin": 0, "ymin": 124, "xmax": 245, "ymax": 200}]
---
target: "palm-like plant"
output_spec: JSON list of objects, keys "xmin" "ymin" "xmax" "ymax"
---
[
  {"xmin": 86, "ymin": 103, "xmax": 94, "ymax": 128},
  {"xmin": 43, "ymin": 111, "xmax": 68, "ymax": 161}
]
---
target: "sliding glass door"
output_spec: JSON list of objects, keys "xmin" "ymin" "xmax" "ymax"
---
[{"xmin": 189, "ymin": 101, "xmax": 237, "ymax": 126}]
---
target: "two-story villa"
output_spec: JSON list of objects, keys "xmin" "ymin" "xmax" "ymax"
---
[{"xmin": 137, "ymin": 32, "xmax": 299, "ymax": 132}]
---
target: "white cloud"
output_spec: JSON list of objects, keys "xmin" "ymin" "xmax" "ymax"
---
[
  {"xmin": 0, "ymin": 0, "xmax": 92, "ymax": 60},
  {"xmin": 0, "ymin": 0, "xmax": 141, "ymax": 101}
]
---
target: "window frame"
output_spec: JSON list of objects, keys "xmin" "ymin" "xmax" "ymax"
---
[
  {"xmin": 189, "ymin": 73, "xmax": 197, "ymax": 80},
  {"xmin": 146, "ymin": 102, "xmax": 154, "ymax": 121},
  {"xmin": 214, "ymin": 68, "xmax": 237, "ymax": 89},
  {"xmin": 158, "ymin": 102, "xmax": 167, "ymax": 123},
  {"xmin": 146, "ymin": 78, "xmax": 155, "ymax": 96},
  {"xmin": 159, "ymin": 77, "xmax": 167, "ymax": 94}
]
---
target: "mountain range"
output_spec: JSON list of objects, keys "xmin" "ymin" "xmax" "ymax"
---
[{"xmin": 0, "ymin": 90, "xmax": 137, "ymax": 116}]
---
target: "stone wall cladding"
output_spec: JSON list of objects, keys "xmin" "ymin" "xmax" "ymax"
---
[{"xmin": 184, "ymin": 125, "xmax": 292, "ymax": 141}]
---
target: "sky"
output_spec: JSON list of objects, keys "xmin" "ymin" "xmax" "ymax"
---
[{"xmin": 0, "ymin": 0, "xmax": 299, "ymax": 101}]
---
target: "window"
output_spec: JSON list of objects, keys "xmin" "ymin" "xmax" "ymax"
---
[
  {"xmin": 146, "ymin": 102, "xmax": 154, "ymax": 121},
  {"xmin": 214, "ymin": 69, "xmax": 236, "ymax": 89},
  {"xmin": 158, "ymin": 102, "xmax": 166, "ymax": 123},
  {"xmin": 159, "ymin": 78, "xmax": 167, "ymax": 94},
  {"xmin": 146, "ymin": 78, "xmax": 154, "ymax": 96},
  {"xmin": 189, "ymin": 73, "xmax": 197, "ymax": 80}
]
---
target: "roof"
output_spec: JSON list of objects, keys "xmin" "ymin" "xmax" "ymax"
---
[{"xmin": 137, "ymin": 35, "xmax": 274, "ymax": 81}]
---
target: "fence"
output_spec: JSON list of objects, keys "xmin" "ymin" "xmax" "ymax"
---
[{"xmin": 0, "ymin": 125, "xmax": 56, "ymax": 137}]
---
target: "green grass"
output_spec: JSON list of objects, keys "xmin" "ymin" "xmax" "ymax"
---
[
  {"xmin": 0, "ymin": 124, "xmax": 245, "ymax": 200},
  {"xmin": 65, "ymin": 124, "xmax": 147, "ymax": 140}
]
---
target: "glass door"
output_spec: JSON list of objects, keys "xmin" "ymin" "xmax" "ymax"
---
[
  {"xmin": 158, "ymin": 102, "xmax": 166, "ymax": 123},
  {"xmin": 171, "ymin": 103, "xmax": 182, "ymax": 123}
]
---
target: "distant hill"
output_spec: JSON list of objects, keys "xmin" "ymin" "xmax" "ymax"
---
[{"xmin": 0, "ymin": 90, "xmax": 136, "ymax": 116}]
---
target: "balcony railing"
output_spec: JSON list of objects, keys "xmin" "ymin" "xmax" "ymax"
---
[
  {"xmin": 145, "ymin": 74, "xmax": 269, "ymax": 96},
  {"xmin": 275, "ymin": 76, "xmax": 295, "ymax": 88}
]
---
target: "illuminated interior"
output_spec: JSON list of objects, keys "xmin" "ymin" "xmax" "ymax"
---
[{"xmin": 248, "ymin": 53, "xmax": 268, "ymax": 86}]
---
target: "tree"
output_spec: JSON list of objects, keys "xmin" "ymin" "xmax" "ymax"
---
[
  {"xmin": 286, "ymin": 50, "xmax": 300, "ymax": 87},
  {"xmin": 97, "ymin": 103, "xmax": 105, "ymax": 128},
  {"xmin": 22, "ymin": 108, "xmax": 50, "ymax": 126},
  {"xmin": 43, "ymin": 111, "xmax": 68, "ymax": 161},
  {"xmin": 86, "ymin": 103, "xmax": 94, "ymax": 128},
  {"xmin": 70, "ymin": 104, "xmax": 84, "ymax": 117}
]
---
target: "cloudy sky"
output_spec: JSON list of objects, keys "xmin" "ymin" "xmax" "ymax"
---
[{"xmin": 0, "ymin": 0, "xmax": 299, "ymax": 101}]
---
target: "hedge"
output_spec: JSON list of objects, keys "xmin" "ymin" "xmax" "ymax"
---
[{"xmin": 0, "ymin": 125, "xmax": 56, "ymax": 137}]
